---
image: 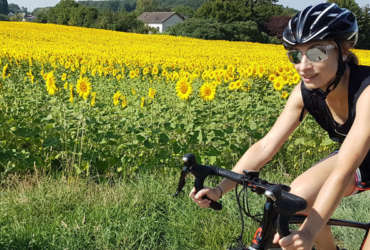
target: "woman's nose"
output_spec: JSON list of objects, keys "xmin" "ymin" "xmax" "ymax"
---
[{"xmin": 297, "ymin": 54, "xmax": 313, "ymax": 71}]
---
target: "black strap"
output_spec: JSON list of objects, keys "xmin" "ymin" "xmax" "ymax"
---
[{"xmin": 323, "ymin": 41, "xmax": 346, "ymax": 97}]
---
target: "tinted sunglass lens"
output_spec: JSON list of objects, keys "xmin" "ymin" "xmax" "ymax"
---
[
  {"xmin": 306, "ymin": 47, "xmax": 328, "ymax": 62},
  {"xmin": 288, "ymin": 51, "xmax": 301, "ymax": 64}
]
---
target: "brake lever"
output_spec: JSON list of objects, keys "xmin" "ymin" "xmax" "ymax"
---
[
  {"xmin": 264, "ymin": 185, "xmax": 307, "ymax": 237},
  {"xmin": 173, "ymin": 166, "xmax": 189, "ymax": 197},
  {"xmin": 176, "ymin": 154, "xmax": 222, "ymax": 210}
]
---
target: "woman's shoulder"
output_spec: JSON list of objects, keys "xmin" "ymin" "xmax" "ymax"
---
[{"xmin": 350, "ymin": 63, "xmax": 370, "ymax": 84}]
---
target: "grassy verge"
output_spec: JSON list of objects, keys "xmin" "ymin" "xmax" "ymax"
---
[{"xmin": 0, "ymin": 171, "xmax": 369, "ymax": 250}]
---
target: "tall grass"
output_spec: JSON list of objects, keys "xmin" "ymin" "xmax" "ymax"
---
[{"xmin": 0, "ymin": 170, "xmax": 368, "ymax": 250}]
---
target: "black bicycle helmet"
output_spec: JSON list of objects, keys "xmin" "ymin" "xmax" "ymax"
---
[
  {"xmin": 282, "ymin": 3, "xmax": 359, "ymax": 98},
  {"xmin": 282, "ymin": 3, "xmax": 358, "ymax": 49}
]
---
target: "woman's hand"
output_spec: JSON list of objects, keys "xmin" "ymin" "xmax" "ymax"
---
[
  {"xmin": 189, "ymin": 187, "xmax": 221, "ymax": 208},
  {"xmin": 273, "ymin": 231, "xmax": 314, "ymax": 250}
]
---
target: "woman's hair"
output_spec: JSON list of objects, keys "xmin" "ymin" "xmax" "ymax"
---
[{"xmin": 341, "ymin": 41, "xmax": 359, "ymax": 65}]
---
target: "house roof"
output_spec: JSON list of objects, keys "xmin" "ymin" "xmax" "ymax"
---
[{"xmin": 137, "ymin": 12, "xmax": 184, "ymax": 24}]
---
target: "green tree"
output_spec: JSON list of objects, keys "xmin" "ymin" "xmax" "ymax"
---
[
  {"xmin": 46, "ymin": 0, "xmax": 79, "ymax": 24},
  {"xmin": 195, "ymin": 0, "xmax": 282, "ymax": 25},
  {"xmin": 159, "ymin": 0, "xmax": 206, "ymax": 9},
  {"xmin": 356, "ymin": 6, "xmax": 370, "ymax": 49},
  {"xmin": 172, "ymin": 5, "xmax": 194, "ymax": 18},
  {"xmin": 113, "ymin": 11, "xmax": 146, "ymax": 32},
  {"xmin": 195, "ymin": 0, "xmax": 250, "ymax": 23},
  {"xmin": 8, "ymin": 3, "xmax": 20, "ymax": 13},
  {"xmin": 33, "ymin": 8, "xmax": 49, "ymax": 23},
  {"xmin": 327, "ymin": 0, "xmax": 361, "ymax": 16},
  {"xmin": 136, "ymin": 0, "xmax": 160, "ymax": 12},
  {"xmin": 96, "ymin": 9, "xmax": 115, "ymax": 29},
  {"xmin": 68, "ymin": 5, "xmax": 98, "ymax": 27},
  {"xmin": 167, "ymin": 18, "xmax": 270, "ymax": 42},
  {"xmin": 0, "ymin": 0, "xmax": 9, "ymax": 15}
]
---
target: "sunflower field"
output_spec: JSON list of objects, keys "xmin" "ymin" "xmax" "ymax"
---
[{"xmin": 1, "ymin": 22, "xmax": 370, "ymax": 178}]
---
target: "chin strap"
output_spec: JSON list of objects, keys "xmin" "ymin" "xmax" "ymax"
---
[{"xmin": 313, "ymin": 41, "xmax": 346, "ymax": 99}]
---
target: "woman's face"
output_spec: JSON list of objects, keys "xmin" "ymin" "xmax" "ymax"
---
[{"xmin": 289, "ymin": 41, "xmax": 339, "ymax": 90}]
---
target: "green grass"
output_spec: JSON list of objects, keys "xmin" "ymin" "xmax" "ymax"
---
[{"xmin": 0, "ymin": 170, "xmax": 368, "ymax": 250}]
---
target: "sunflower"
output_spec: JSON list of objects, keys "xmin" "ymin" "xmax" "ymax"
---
[
  {"xmin": 69, "ymin": 85, "xmax": 74, "ymax": 103},
  {"xmin": 176, "ymin": 78, "xmax": 192, "ymax": 100},
  {"xmin": 273, "ymin": 79, "xmax": 284, "ymax": 91},
  {"xmin": 281, "ymin": 91, "xmax": 289, "ymax": 99},
  {"xmin": 61, "ymin": 73, "xmax": 67, "ymax": 81},
  {"xmin": 292, "ymin": 73, "xmax": 301, "ymax": 84},
  {"xmin": 143, "ymin": 67, "xmax": 150, "ymax": 75},
  {"xmin": 129, "ymin": 70, "xmax": 136, "ymax": 79},
  {"xmin": 201, "ymin": 71, "xmax": 209, "ymax": 81},
  {"xmin": 268, "ymin": 74, "xmax": 277, "ymax": 83},
  {"xmin": 228, "ymin": 80, "xmax": 242, "ymax": 90},
  {"xmin": 76, "ymin": 76, "xmax": 92, "ymax": 100},
  {"xmin": 90, "ymin": 92, "xmax": 96, "ymax": 107},
  {"xmin": 45, "ymin": 71, "xmax": 57, "ymax": 96},
  {"xmin": 151, "ymin": 66, "xmax": 159, "ymax": 76},
  {"xmin": 235, "ymin": 80, "xmax": 242, "ymax": 89},
  {"xmin": 199, "ymin": 82, "xmax": 216, "ymax": 101},
  {"xmin": 171, "ymin": 72, "xmax": 179, "ymax": 81},
  {"xmin": 26, "ymin": 69, "xmax": 34, "ymax": 84},
  {"xmin": 65, "ymin": 61, "xmax": 71, "ymax": 69},
  {"xmin": 227, "ymin": 64, "xmax": 235, "ymax": 74},
  {"xmin": 161, "ymin": 70, "xmax": 168, "ymax": 78},
  {"xmin": 276, "ymin": 65, "xmax": 285, "ymax": 75},
  {"xmin": 228, "ymin": 81, "xmax": 237, "ymax": 91},
  {"xmin": 148, "ymin": 87, "xmax": 156, "ymax": 99},
  {"xmin": 2, "ymin": 64, "xmax": 10, "ymax": 80},
  {"xmin": 113, "ymin": 91, "xmax": 121, "ymax": 106},
  {"xmin": 257, "ymin": 65, "xmax": 265, "ymax": 76},
  {"xmin": 140, "ymin": 97, "xmax": 145, "ymax": 108},
  {"xmin": 121, "ymin": 95, "xmax": 127, "ymax": 108},
  {"xmin": 247, "ymin": 65, "xmax": 256, "ymax": 77}
]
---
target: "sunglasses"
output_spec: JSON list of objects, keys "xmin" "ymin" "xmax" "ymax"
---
[{"xmin": 287, "ymin": 44, "xmax": 336, "ymax": 64}]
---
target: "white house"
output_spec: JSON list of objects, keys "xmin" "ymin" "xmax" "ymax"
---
[{"xmin": 137, "ymin": 12, "xmax": 185, "ymax": 33}]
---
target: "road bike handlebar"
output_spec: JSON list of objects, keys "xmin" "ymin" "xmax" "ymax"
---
[{"xmin": 174, "ymin": 153, "xmax": 307, "ymax": 237}]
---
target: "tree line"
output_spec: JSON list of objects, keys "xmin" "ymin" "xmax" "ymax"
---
[{"xmin": 0, "ymin": 0, "xmax": 369, "ymax": 49}]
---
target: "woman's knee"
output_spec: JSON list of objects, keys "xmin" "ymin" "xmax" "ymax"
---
[{"xmin": 289, "ymin": 158, "xmax": 337, "ymax": 209}]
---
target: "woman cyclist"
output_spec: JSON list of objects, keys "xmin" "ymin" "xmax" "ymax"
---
[{"xmin": 190, "ymin": 3, "xmax": 370, "ymax": 250}]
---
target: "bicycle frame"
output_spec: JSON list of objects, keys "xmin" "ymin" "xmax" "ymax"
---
[
  {"xmin": 174, "ymin": 153, "xmax": 370, "ymax": 250},
  {"xmin": 290, "ymin": 215, "xmax": 370, "ymax": 250},
  {"xmin": 247, "ymin": 210, "xmax": 370, "ymax": 249}
]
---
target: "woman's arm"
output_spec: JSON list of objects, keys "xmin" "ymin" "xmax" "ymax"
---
[
  {"xmin": 191, "ymin": 84, "xmax": 305, "ymax": 206},
  {"xmin": 218, "ymin": 83, "xmax": 306, "ymax": 194},
  {"xmin": 281, "ymin": 86, "xmax": 370, "ymax": 249}
]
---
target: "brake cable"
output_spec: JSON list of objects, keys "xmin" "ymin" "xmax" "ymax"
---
[{"xmin": 229, "ymin": 180, "xmax": 264, "ymax": 250}]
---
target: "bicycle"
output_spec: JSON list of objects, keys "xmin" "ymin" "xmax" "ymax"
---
[{"xmin": 174, "ymin": 153, "xmax": 370, "ymax": 250}]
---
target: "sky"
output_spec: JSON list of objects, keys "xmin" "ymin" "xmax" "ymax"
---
[{"xmin": 7, "ymin": 0, "xmax": 370, "ymax": 12}]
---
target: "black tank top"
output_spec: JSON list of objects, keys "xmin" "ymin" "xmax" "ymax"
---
[{"xmin": 301, "ymin": 63, "xmax": 370, "ymax": 143}]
